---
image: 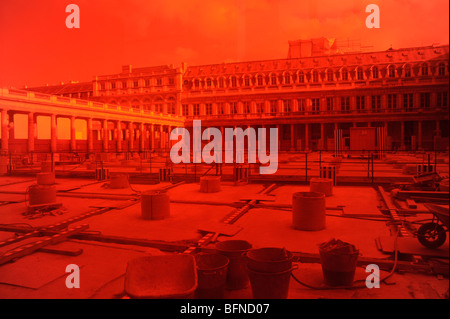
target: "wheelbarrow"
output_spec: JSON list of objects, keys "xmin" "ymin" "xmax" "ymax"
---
[{"xmin": 414, "ymin": 203, "xmax": 449, "ymax": 249}]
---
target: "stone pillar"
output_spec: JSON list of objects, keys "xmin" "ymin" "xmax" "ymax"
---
[
  {"xmin": 28, "ymin": 112, "xmax": 35, "ymax": 153},
  {"xmin": 70, "ymin": 116, "xmax": 76, "ymax": 152},
  {"xmin": 150, "ymin": 124, "xmax": 155, "ymax": 150},
  {"xmin": 128, "ymin": 122, "xmax": 134, "ymax": 151},
  {"xmin": 116, "ymin": 120, "xmax": 122, "ymax": 152},
  {"xmin": 51, "ymin": 114, "xmax": 57, "ymax": 153},
  {"xmin": 87, "ymin": 118, "xmax": 94, "ymax": 153},
  {"xmin": 139, "ymin": 123, "xmax": 145, "ymax": 152},
  {"xmin": 102, "ymin": 119, "xmax": 108, "ymax": 152},
  {"xmin": 1, "ymin": 109, "xmax": 8, "ymax": 152}
]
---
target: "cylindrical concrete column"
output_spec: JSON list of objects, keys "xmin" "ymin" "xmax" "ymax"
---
[
  {"xmin": 128, "ymin": 122, "xmax": 134, "ymax": 151},
  {"xmin": 150, "ymin": 124, "xmax": 155, "ymax": 150},
  {"xmin": 116, "ymin": 120, "xmax": 122, "ymax": 152},
  {"xmin": 139, "ymin": 123, "xmax": 145, "ymax": 152},
  {"xmin": 102, "ymin": 119, "xmax": 108, "ymax": 152},
  {"xmin": 87, "ymin": 118, "xmax": 94, "ymax": 153}
]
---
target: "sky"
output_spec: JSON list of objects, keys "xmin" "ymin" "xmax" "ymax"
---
[{"xmin": 0, "ymin": 0, "xmax": 449, "ymax": 88}]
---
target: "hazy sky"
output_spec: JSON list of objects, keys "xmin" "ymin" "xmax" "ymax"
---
[{"xmin": 0, "ymin": 0, "xmax": 448, "ymax": 88}]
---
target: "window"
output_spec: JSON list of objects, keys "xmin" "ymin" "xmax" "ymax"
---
[
  {"xmin": 357, "ymin": 68, "xmax": 364, "ymax": 80},
  {"xmin": 422, "ymin": 63, "xmax": 428, "ymax": 76},
  {"xmin": 356, "ymin": 96, "xmax": 365, "ymax": 112},
  {"xmin": 231, "ymin": 77, "xmax": 237, "ymax": 88},
  {"xmin": 388, "ymin": 66, "xmax": 396, "ymax": 78},
  {"xmin": 326, "ymin": 97, "xmax": 333, "ymax": 111},
  {"xmin": 206, "ymin": 78, "xmax": 212, "ymax": 88},
  {"xmin": 312, "ymin": 71, "xmax": 319, "ymax": 83},
  {"xmin": 298, "ymin": 99, "xmax": 306, "ymax": 113},
  {"xmin": 311, "ymin": 98, "xmax": 320, "ymax": 114},
  {"xmin": 218, "ymin": 78, "xmax": 224, "ymax": 88},
  {"xmin": 122, "ymin": 81, "xmax": 127, "ymax": 89},
  {"xmin": 230, "ymin": 102, "xmax": 238, "ymax": 114},
  {"xmin": 438, "ymin": 63, "xmax": 446, "ymax": 76},
  {"xmin": 206, "ymin": 103, "xmax": 212, "ymax": 115},
  {"xmin": 217, "ymin": 103, "xmax": 224, "ymax": 115},
  {"xmin": 387, "ymin": 94, "xmax": 397, "ymax": 110},
  {"xmin": 131, "ymin": 100, "xmax": 140, "ymax": 110},
  {"xmin": 404, "ymin": 65, "xmax": 411, "ymax": 77},
  {"xmin": 271, "ymin": 74, "xmax": 277, "ymax": 85},
  {"xmin": 420, "ymin": 93, "xmax": 430, "ymax": 108},
  {"xmin": 298, "ymin": 72, "xmax": 305, "ymax": 83},
  {"xmin": 284, "ymin": 73, "xmax": 291, "ymax": 84},
  {"xmin": 100, "ymin": 82, "xmax": 105, "ymax": 90},
  {"xmin": 169, "ymin": 77, "xmax": 175, "ymax": 85},
  {"xmin": 193, "ymin": 104, "xmax": 200, "ymax": 116},
  {"xmin": 341, "ymin": 69, "xmax": 348, "ymax": 81},
  {"xmin": 182, "ymin": 104, "xmax": 189, "ymax": 116},
  {"xmin": 340, "ymin": 97, "xmax": 350, "ymax": 113},
  {"xmin": 403, "ymin": 94, "xmax": 414, "ymax": 110},
  {"xmin": 194, "ymin": 79, "xmax": 200, "ymax": 88},
  {"xmin": 144, "ymin": 79, "xmax": 150, "ymax": 87},
  {"xmin": 257, "ymin": 103, "xmax": 264, "ymax": 113},
  {"xmin": 372, "ymin": 66, "xmax": 379, "ymax": 79},
  {"xmin": 437, "ymin": 92, "xmax": 448, "ymax": 107},
  {"xmin": 157, "ymin": 78, "xmax": 163, "ymax": 86},
  {"xmin": 270, "ymin": 100, "xmax": 277, "ymax": 113},
  {"xmin": 327, "ymin": 70, "xmax": 334, "ymax": 82},
  {"xmin": 284, "ymin": 100, "xmax": 291, "ymax": 113},
  {"xmin": 154, "ymin": 103, "xmax": 162, "ymax": 113},
  {"xmin": 133, "ymin": 81, "xmax": 139, "ymax": 88},
  {"xmin": 111, "ymin": 82, "xmax": 116, "ymax": 89},
  {"xmin": 168, "ymin": 102, "xmax": 176, "ymax": 114},
  {"xmin": 244, "ymin": 77, "xmax": 250, "ymax": 87},
  {"xmin": 257, "ymin": 75, "xmax": 263, "ymax": 86},
  {"xmin": 243, "ymin": 102, "xmax": 251, "ymax": 114},
  {"xmin": 371, "ymin": 95, "xmax": 381, "ymax": 112}
]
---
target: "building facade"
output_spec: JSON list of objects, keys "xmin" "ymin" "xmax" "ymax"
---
[{"xmin": 27, "ymin": 41, "xmax": 449, "ymax": 153}]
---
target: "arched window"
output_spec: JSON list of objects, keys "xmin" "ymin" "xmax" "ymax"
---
[
  {"xmin": 284, "ymin": 73, "xmax": 291, "ymax": 84},
  {"xmin": 231, "ymin": 76, "xmax": 237, "ymax": 87},
  {"xmin": 341, "ymin": 69, "xmax": 348, "ymax": 81},
  {"xmin": 218, "ymin": 77, "xmax": 224, "ymax": 88},
  {"xmin": 257, "ymin": 75, "xmax": 264, "ymax": 86},
  {"xmin": 388, "ymin": 65, "xmax": 396, "ymax": 78},
  {"xmin": 298, "ymin": 71, "xmax": 305, "ymax": 83},
  {"xmin": 312, "ymin": 70, "xmax": 319, "ymax": 82},
  {"xmin": 244, "ymin": 76, "xmax": 250, "ymax": 87},
  {"xmin": 131, "ymin": 99, "xmax": 140, "ymax": 110},
  {"xmin": 438, "ymin": 63, "xmax": 446, "ymax": 76},
  {"xmin": 327, "ymin": 70, "xmax": 333, "ymax": 81},
  {"xmin": 271, "ymin": 74, "xmax": 277, "ymax": 85},
  {"xmin": 357, "ymin": 67, "xmax": 364, "ymax": 80},
  {"xmin": 206, "ymin": 78, "xmax": 212, "ymax": 88},
  {"xmin": 372, "ymin": 66, "xmax": 379, "ymax": 79},
  {"xmin": 194, "ymin": 79, "xmax": 200, "ymax": 88},
  {"xmin": 422, "ymin": 63, "xmax": 428, "ymax": 76},
  {"xmin": 143, "ymin": 99, "xmax": 151, "ymax": 111},
  {"xmin": 404, "ymin": 65, "xmax": 411, "ymax": 77}
]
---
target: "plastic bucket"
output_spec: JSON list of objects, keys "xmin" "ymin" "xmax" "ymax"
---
[
  {"xmin": 319, "ymin": 240, "xmax": 359, "ymax": 287},
  {"xmin": 195, "ymin": 253, "xmax": 229, "ymax": 299},
  {"xmin": 247, "ymin": 248, "xmax": 293, "ymax": 273},
  {"xmin": 247, "ymin": 265, "xmax": 298, "ymax": 299},
  {"xmin": 216, "ymin": 240, "xmax": 252, "ymax": 290}
]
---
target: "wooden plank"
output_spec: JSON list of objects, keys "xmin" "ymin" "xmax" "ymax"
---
[
  {"xmin": 0, "ymin": 224, "xmax": 89, "ymax": 266},
  {"xmin": 0, "ymin": 231, "xmax": 40, "ymax": 248}
]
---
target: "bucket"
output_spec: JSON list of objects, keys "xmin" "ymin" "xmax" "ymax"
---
[
  {"xmin": 36, "ymin": 172, "xmax": 55, "ymax": 185},
  {"xmin": 247, "ymin": 265, "xmax": 298, "ymax": 299},
  {"xmin": 292, "ymin": 192, "xmax": 326, "ymax": 231},
  {"xmin": 309, "ymin": 178, "xmax": 333, "ymax": 196},
  {"xmin": 247, "ymin": 248, "xmax": 293, "ymax": 273},
  {"xmin": 216, "ymin": 240, "xmax": 252, "ymax": 290},
  {"xmin": 319, "ymin": 239, "xmax": 359, "ymax": 287},
  {"xmin": 195, "ymin": 253, "xmax": 229, "ymax": 299}
]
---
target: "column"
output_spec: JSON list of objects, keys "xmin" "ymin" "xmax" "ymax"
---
[
  {"xmin": 102, "ymin": 119, "xmax": 108, "ymax": 152},
  {"xmin": 28, "ymin": 112, "xmax": 35, "ymax": 153},
  {"xmin": 51, "ymin": 114, "xmax": 57, "ymax": 153},
  {"xmin": 160, "ymin": 125, "xmax": 164, "ymax": 150},
  {"xmin": 116, "ymin": 120, "xmax": 122, "ymax": 152},
  {"xmin": 1, "ymin": 109, "xmax": 8, "ymax": 152},
  {"xmin": 139, "ymin": 123, "xmax": 145, "ymax": 152},
  {"xmin": 150, "ymin": 124, "xmax": 155, "ymax": 150},
  {"xmin": 87, "ymin": 118, "xmax": 94, "ymax": 153},
  {"xmin": 128, "ymin": 122, "xmax": 134, "ymax": 151},
  {"xmin": 418, "ymin": 121, "xmax": 422, "ymax": 150},
  {"xmin": 70, "ymin": 116, "xmax": 76, "ymax": 152}
]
